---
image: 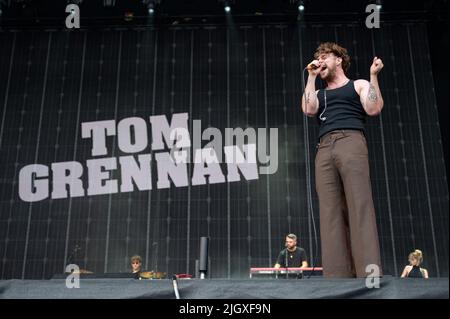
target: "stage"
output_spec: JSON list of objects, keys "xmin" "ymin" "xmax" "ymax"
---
[
  {"xmin": 0, "ymin": 1, "xmax": 448, "ymax": 309},
  {"xmin": 0, "ymin": 277, "xmax": 447, "ymax": 299}
]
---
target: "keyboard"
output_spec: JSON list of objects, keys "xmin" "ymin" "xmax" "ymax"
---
[{"xmin": 249, "ymin": 267, "xmax": 323, "ymax": 278}]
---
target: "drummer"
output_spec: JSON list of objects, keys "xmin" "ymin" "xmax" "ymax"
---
[{"xmin": 130, "ymin": 255, "xmax": 142, "ymax": 278}]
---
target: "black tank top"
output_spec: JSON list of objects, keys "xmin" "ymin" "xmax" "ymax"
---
[
  {"xmin": 407, "ymin": 266, "xmax": 424, "ymax": 278},
  {"xmin": 316, "ymin": 80, "xmax": 366, "ymax": 139}
]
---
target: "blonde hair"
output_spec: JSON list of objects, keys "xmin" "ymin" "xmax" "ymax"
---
[
  {"xmin": 408, "ymin": 249, "xmax": 423, "ymax": 264},
  {"xmin": 130, "ymin": 255, "xmax": 142, "ymax": 263}
]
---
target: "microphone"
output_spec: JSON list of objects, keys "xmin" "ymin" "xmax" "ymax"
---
[
  {"xmin": 306, "ymin": 62, "xmax": 319, "ymax": 70},
  {"xmin": 284, "ymin": 247, "xmax": 289, "ymax": 279},
  {"xmin": 67, "ymin": 244, "xmax": 81, "ymax": 265},
  {"xmin": 151, "ymin": 242, "xmax": 159, "ymax": 272}
]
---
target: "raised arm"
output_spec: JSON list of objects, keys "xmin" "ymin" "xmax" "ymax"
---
[
  {"xmin": 301, "ymin": 60, "xmax": 321, "ymax": 117},
  {"xmin": 356, "ymin": 57, "xmax": 384, "ymax": 116}
]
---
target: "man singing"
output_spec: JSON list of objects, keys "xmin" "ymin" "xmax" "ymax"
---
[
  {"xmin": 274, "ymin": 234, "xmax": 308, "ymax": 269},
  {"xmin": 301, "ymin": 42, "xmax": 383, "ymax": 278}
]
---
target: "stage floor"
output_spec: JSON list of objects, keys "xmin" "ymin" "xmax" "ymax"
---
[{"xmin": 0, "ymin": 276, "xmax": 448, "ymax": 299}]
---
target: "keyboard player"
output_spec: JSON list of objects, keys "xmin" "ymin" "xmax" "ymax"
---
[{"xmin": 274, "ymin": 234, "xmax": 308, "ymax": 270}]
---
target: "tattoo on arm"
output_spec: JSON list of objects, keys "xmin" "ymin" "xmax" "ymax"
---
[{"xmin": 368, "ymin": 84, "xmax": 378, "ymax": 102}]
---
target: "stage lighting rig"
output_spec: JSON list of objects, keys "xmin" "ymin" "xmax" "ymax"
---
[
  {"xmin": 376, "ymin": 0, "xmax": 383, "ymax": 11},
  {"xmin": 298, "ymin": 0, "xmax": 305, "ymax": 12},
  {"xmin": 289, "ymin": 0, "xmax": 305, "ymax": 11},
  {"xmin": 66, "ymin": 0, "xmax": 83, "ymax": 5},
  {"xmin": 0, "ymin": 0, "xmax": 6, "ymax": 17},
  {"xmin": 103, "ymin": 0, "xmax": 116, "ymax": 7},
  {"xmin": 142, "ymin": 0, "xmax": 161, "ymax": 15},
  {"xmin": 218, "ymin": 0, "xmax": 234, "ymax": 14}
]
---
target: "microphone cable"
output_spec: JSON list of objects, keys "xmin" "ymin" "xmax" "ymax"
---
[{"xmin": 301, "ymin": 66, "xmax": 320, "ymax": 279}]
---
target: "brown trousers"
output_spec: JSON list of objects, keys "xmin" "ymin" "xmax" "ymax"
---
[{"xmin": 315, "ymin": 130, "xmax": 382, "ymax": 278}]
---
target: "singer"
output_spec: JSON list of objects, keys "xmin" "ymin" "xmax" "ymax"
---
[
  {"xmin": 301, "ymin": 42, "xmax": 384, "ymax": 278},
  {"xmin": 274, "ymin": 234, "xmax": 308, "ymax": 269}
]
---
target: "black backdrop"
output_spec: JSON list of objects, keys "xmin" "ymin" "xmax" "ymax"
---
[{"xmin": 0, "ymin": 21, "xmax": 448, "ymax": 279}]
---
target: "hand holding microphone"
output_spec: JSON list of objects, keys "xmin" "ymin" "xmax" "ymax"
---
[{"xmin": 306, "ymin": 60, "xmax": 321, "ymax": 76}]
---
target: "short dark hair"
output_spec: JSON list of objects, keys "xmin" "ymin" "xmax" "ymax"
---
[
  {"xmin": 314, "ymin": 42, "xmax": 351, "ymax": 73},
  {"xmin": 286, "ymin": 234, "xmax": 297, "ymax": 241}
]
